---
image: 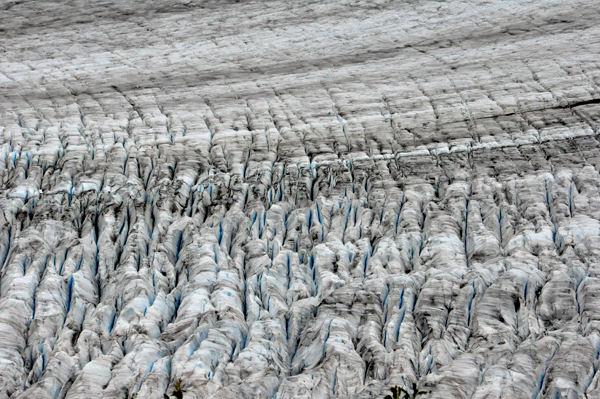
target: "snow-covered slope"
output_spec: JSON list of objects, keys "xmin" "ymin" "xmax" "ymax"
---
[{"xmin": 1, "ymin": 0, "xmax": 600, "ymax": 398}]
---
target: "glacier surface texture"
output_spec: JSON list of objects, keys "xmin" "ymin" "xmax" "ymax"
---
[{"xmin": 1, "ymin": 0, "xmax": 600, "ymax": 398}]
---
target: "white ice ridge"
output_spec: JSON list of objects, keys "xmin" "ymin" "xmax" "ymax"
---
[{"xmin": 2, "ymin": 0, "xmax": 600, "ymax": 398}]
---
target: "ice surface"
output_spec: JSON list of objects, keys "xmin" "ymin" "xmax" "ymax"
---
[{"xmin": 2, "ymin": 0, "xmax": 600, "ymax": 398}]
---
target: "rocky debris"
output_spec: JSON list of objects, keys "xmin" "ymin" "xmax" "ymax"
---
[{"xmin": 1, "ymin": 0, "xmax": 600, "ymax": 398}]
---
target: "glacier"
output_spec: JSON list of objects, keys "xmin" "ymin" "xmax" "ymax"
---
[{"xmin": 1, "ymin": 0, "xmax": 600, "ymax": 398}]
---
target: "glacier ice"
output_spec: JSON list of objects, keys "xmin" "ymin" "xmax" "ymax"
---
[{"xmin": 2, "ymin": 0, "xmax": 600, "ymax": 398}]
